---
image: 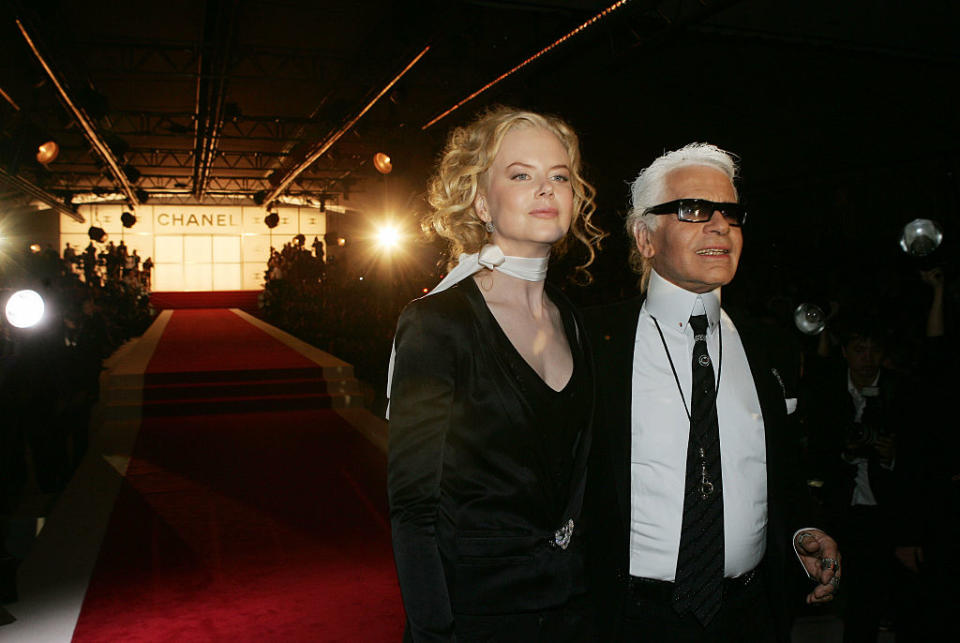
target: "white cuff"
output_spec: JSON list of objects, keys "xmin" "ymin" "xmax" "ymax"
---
[{"xmin": 792, "ymin": 528, "xmax": 823, "ymax": 579}]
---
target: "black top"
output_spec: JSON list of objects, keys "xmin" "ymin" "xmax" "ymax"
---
[
  {"xmin": 388, "ymin": 277, "xmax": 593, "ymax": 642},
  {"xmin": 479, "ymin": 285, "xmax": 589, "ymax": 514}
]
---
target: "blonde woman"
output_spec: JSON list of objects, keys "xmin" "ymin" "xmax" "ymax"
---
[{"xmin": 387, "ymin": 106, "xmax": 603, "ymax": 642}]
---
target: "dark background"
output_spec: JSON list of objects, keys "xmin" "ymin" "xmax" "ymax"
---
[{"xmin": 2, "ymin": 0, "xmax": 957, "ymax": 322}]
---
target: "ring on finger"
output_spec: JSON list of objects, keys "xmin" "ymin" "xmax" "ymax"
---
[
  {"xmin": 796, "ymin": 532, "xmax": 815, "ymax": 548},
  {"xmin": 829, "ymin": 576, "xmax": 841, "ymax": 588},
  {"xmin": 820, "ymin": 557, "xmax": 839, "ymax": 571}
]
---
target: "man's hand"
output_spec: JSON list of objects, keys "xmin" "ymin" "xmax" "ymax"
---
[
  {"xmin": 920, "ymin": 267, "xmax": 944, "ymax": 290},
  {"xmin": 794, "ymin": 530, "xmax": 841, "ymax": 604},
  {"xmin": 894, "ymin": 545, "xmax": 924, "ymax": 574},
  {"xmin": 873, "ymin": 435, "xmax": 896, "ymax": 466}
]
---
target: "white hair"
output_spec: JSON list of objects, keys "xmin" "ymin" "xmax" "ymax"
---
[{"xmin": 624, "ymin": 142, "xmax": 739, "ymax": 282}]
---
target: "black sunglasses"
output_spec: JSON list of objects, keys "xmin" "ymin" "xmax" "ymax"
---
[{"xmin": 642, "ymin": 199, "xmax": 747, "ymax": 227}]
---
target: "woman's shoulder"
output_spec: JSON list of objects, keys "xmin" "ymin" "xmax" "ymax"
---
[{"xmin": 396, "ymin": 281, "xmax": 476, "ymax": 334}]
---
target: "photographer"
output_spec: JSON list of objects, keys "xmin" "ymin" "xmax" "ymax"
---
[{"xmin": 802, "ymin": 317, "xmax": 917, "ymax": 642}]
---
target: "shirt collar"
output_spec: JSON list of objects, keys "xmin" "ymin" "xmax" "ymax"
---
[
  {"xmin": 645, "ymin": 270, "xmax": 722, "ymax": 333},
  {"xmin": 847, "ymin": 369, "xmax": 881, "ymax": 397}
]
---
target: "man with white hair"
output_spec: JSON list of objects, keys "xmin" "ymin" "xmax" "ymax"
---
[{"xmin": 585, "ymin": 143, "xmax": 841, "ymax": 641}]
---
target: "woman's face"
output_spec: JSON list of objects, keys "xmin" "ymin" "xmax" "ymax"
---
[{"xmin": 476, "ymin": 126, "xmax": 574, "ymax": 258}]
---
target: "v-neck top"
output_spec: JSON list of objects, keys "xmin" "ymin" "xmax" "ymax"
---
[{"xmin": 468, "ymin": 278, "xmax": 589, "ymax": 496}]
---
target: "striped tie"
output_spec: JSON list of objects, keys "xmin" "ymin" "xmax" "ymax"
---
[{"xmin": 673, "ymin": 314, "xmax": 724, "ymax": 625}]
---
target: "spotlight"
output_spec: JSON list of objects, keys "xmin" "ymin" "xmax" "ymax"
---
[
  {"xmin": 264, "ymin": 212, "xmax": 279, "ymax": 229},
  {"xmin": 319, "ymin": 198, "xmax": 326, "ymax": 213},
  {"xmin": 35, "ymin": 140, "xmax": 59, "ymax": 165},
  {"xmin": 29, "ymin": 243, "xmax": 41, "ymax": 253},
  {"xmin": 337, "ymin": 237, "xmax": 346, "ymax": 247},
  {"xmin": 88, "ymin": 226, "xmax": 107, "ymax": 242},
  {"xmin": 899, "ymin": 218, "xmax": 943, "ymax": 257},
  {"xmin": 373, "ymin": 152, "xmax": 393, "ymax": 175},
  {"xmin": 253, "ymin": 190, "xmax": 267, "ymax": 206},
  {"xmin": 121, "ymin": 211, "xmax": 136, "ymax": 228},
  {"xmin": 5, "ymin": 289, "xmax": 45, "ymax": 329},
  {"xmin": 375, "ymin": 224, "xmax": 401, "ymax": 250},
  {"xmin": 123, "ymin": 165, "xmax": 141, "ymax": 183},
  {"xmin": 135, "ymin": 188, "xmax": 150, "ymax": 203},
  {"xmin": 793, "ymin": 303, "xmax": 826, "ymax": 335}
]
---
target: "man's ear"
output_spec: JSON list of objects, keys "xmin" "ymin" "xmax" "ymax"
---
[{"xmin": 635, "ymin": 225, "xmax": 656, "ymax": 259}]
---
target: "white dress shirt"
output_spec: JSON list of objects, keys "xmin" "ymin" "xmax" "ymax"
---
[
  {"xmin": 846, "ymin": 371, "xmax": 889, "ymax": 506},
  {"xmin": 629, "ymin": 271, "xmax": 768, "ymax": 580}
]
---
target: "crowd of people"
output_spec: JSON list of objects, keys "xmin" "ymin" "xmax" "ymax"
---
[
  {"xmin": 260, "ymin": 233, "xmax": 431, "ymax": 407},
  {"xmin": 1, "ymin": 242, "xmax": 155, "ymax": 604},
  {"xmin": 62, "ymin": 239, "xmax": 154, "ymax": 290}
]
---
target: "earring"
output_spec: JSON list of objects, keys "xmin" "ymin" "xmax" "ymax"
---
[{"xmin": 485, "ymin": 221, "xmax": 494, "ymax": 233}]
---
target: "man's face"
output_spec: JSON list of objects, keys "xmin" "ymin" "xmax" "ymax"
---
[
  {"xmin": 636, "ymin": 165, "xmax": 742, "ymax": 293},
  {"xmin": 843, "ymin": 337, "xmax": 884, "ymax": 382}
]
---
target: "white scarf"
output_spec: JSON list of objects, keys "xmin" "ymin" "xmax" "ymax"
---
[{"xmin": 385, "ymin": 244, "xmax": 549, "ymax": 418}]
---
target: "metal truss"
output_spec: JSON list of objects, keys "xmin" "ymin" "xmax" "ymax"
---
[
  {"xmin": 192, "ymin": 0, "xmax": 239, "ymax": 199},
  {"xmin": 47, "ymin": 171, "xmax": 355, "ymax": 195},
  {"xmin": 83, "ymin": 111, "xmax": 324, "ymax": 142},
  {"xmin": 74, "ymin": 40, "xmax": 340, "ymax": 83},
  {"xmin": 53, "ymin": 146, "xmax": 360, "ymax": 175},
  {"xmin": 0, "ymin": 166, "xmax": 84, "ymax": 222}
]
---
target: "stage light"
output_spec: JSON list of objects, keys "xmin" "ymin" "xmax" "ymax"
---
[
  {"xmin": 337, "ymin": 237, "xmax": 346, "ymax": 247},
  {"xmin": 375, "ymin": 225, "xmax": 401, "ymax": 250},
  {"xmin": 5, "ymin": 289, "xmax": 44, "ymax": 329},
  {"xmin": 35, "ymin": 140, "xmax": 59, "ymax": 165},
  {"xmin": 29, "ymin": 243, "xmax": 41, "ymax": 253},
  {"xmin": 264, "ymin": 212, "xmax": 279, "ymax": 229},
  {"xmin": 373, "ymin": 152, "xmax": 393, "ymax": 174},
  {"xmin": 121, "ymin": 211, "xmax": 136, "ymax": 228},
  {"xmin": 88, "ymin": 226, "xmax": 107, "ymax": 242},
  {"xmin": 422, "ymin": 287, "xmax": 428, "ymax": 294},
  {"xmin": 899, "ymin": 218, "xmax": 943, "ymax": 257},
  {"xmin": 793, "ymin": 303, "xmax": 826, "ymax": 335}
]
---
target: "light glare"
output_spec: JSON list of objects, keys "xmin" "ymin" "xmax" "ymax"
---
[
  {"xmin": 376, "ymin": 225, "xmax": 401, "ymax": 249},
  {"xmin": 6, "ymin": 289, "xmax": 45, "ymax": 329}
]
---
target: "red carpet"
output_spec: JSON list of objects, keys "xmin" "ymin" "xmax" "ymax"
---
[
  {"xmin": 72, "ymin": 310, "xmax": 403, "ymax": 641},
  {"xmin": 150, "ymin": 291, "xmax": 261, "ymax": 312}
]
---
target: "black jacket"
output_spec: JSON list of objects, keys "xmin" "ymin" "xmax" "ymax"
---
[
  {"xmin": 582, "ymin": 296, "xmax": 813, "ymax": 642},
  {"xmin": 388, "ymin": 278, "xmax": 594, "ymax": 642}
]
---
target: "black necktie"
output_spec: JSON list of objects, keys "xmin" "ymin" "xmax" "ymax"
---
[{"xmin": 673, "ymin": 314, "xmax": 724, "ymax": 625}]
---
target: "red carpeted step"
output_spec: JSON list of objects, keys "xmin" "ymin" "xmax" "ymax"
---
[
  {"xmin": 150, "ymin": 290, "xmax": 262, "ymax": 311},
  {"xmin": 72, "ymin": 309, "xmax": 403, "ymax": 640},
  {"xmin": 144, "ymin": 367, "xmax": 346, "ymax": 386},
  {"xmin": 72, "ymin": 410, "xmax": 403, "ymax": 641},
  {"xmin": 145, "ymin": 309, "xmax": 319, "ymax": 374},
  {"xmin": 142, "ymin": 377, "xmax": 359, "ymax": 401},
  {"xmin": 140, "ymin": 392, "xmax": 354, "ymax": 415}
]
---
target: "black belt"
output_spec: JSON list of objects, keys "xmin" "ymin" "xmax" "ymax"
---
[{"xmin": 627, "ymin": 567, "xmax": 759, "ymax": 603}]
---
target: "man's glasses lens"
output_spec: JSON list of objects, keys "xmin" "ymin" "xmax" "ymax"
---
[{"xmin": 645, "ymin": 199, "xmax": 746, "ymax": 226}]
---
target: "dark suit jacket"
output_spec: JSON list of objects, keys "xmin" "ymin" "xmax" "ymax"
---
[
  {"xmin": 388, "ymin": 277, "xmax": 594, "ymax": 642},
  {"xmin": 583, "ymin": 296, "xmax": 813, "ymax": 642},
  {"xmin": 801, "ymin": 364, "xmax": 907, "ymax": 529}
]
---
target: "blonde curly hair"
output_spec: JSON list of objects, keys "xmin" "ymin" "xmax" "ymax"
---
[{"xmin": 424, "ymin": 105, "xmax": 604, "ymax": 282}]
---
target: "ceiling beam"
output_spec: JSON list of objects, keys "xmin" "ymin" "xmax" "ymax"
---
[
  {"xmin": 192, "ymin": 0, "xmax": 239, "ymax": 200},
  {"xmin": 14, "ymin": 18, "xmax": 139, "ymax": 208},
  {"xmin": 423, "ymin": 0, "xmax": 632, "ymax": 130},
  {"xmin": 0, "ymin": 167, "xmax": 84, "ymax": 223},
  {"xmin": 262, "ymin": 45, "xmax": 430, "ymax": 206}
]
